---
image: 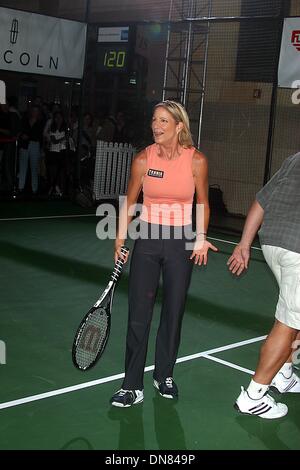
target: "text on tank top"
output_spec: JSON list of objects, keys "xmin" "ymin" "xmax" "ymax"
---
[{"xmin": 140, "ymin": 143, "xmax": 195, "ymax": 226}]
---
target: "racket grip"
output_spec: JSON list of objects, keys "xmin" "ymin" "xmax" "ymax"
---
[{"xmin": 111, "ymin": 246, "xmax": 129, "ymax": 282}]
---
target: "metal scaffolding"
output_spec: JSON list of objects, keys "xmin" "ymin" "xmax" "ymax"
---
[{"xmin": 162, "ymin": 0, "xmax": 212, "ymax": 147}]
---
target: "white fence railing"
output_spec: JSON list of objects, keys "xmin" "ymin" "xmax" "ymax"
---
[{"xmin": 93, "ymin": 141, "xmax": 135, "ymax": 200}]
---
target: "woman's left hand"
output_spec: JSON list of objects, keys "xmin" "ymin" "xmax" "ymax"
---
[{"xmin": 190, "ymin": 240, "xmax": 218, "ymax": 266}]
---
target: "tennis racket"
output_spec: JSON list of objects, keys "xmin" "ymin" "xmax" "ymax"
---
[{"xmin": 72, "ymin": 246, "xmax": 129, "ymax": 371}]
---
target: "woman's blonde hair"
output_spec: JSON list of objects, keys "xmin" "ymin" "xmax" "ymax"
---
[{"xmin": 154, "ymin": 100, "xmax": 194, "ymax": 148}]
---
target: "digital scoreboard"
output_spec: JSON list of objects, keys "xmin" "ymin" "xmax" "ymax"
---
[
  {"xmin": 97, "ymin": 26, "xmax": 131, "ymax": 74},
  {"xmin": 97, "ymin": 45, "xmax": 128, "ymax": 72}
]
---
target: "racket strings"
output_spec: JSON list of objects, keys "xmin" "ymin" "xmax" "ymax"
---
[
  {"xmin": 73, "ymin": 245, "xmax": 129, "ymax": 370},
  {"xmin": 75, "ymin": 307, "xmax": 109, "ymax": 370}
]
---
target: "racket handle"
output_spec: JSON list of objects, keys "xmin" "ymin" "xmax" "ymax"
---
[{"xmin": 111, "ymin": 246, "xmax": 129, "ymax": 282}]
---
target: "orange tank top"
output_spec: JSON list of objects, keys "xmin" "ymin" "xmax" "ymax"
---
[{"xmin": 140, "ymin": 143, "xmax": 195, "ymax": 226}]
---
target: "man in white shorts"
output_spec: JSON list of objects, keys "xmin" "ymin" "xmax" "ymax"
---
[{"xmin": 227, "ymin": 152, "xmax": 300, "ymax": 419}]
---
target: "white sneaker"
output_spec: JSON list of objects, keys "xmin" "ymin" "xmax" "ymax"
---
[
  {"xmin": 234, "ymin": 387, "xmax": 288, "ymax": 419},
  {"xmin": 110, "ymin": 389, "xmax": 144, "ymax": 408},
  {"xmin": 271, "ymin": 371, "xmax": 300, "ymax": 393}
]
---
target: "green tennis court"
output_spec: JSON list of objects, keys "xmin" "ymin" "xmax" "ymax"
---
[{"xmin": 0, "ymin": 201, "xmax": 299, "ymax": 450}]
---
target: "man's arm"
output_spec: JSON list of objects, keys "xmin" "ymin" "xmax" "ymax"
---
[{"xmin": 227, "ymin": 200, "xmax": 264, "ymax": 276}]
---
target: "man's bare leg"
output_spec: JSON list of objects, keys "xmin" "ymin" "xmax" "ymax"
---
[{"xmin": 254, "ymin": 320, "xmax": 298, "ymax": 385}]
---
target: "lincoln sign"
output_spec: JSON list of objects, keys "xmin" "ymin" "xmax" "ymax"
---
[{"xmin": 0, "ymin": 7, "xmax": 87, "ymax": 79}]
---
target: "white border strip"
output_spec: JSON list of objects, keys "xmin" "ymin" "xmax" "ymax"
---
[{"xmin": 0, "ymin": 335, "xmax": 265, "ymax": 411}]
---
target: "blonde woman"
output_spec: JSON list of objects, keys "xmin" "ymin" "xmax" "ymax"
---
[{"xmin": 110, "ymin": 101, "xmax": 217, "ymax": 407}]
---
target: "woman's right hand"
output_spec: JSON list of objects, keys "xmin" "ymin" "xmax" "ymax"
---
[{"xmin": 114, "ymin": 240, "xmax": 129, "ymax": 264}]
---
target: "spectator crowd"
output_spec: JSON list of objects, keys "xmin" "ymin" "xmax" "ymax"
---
[{"xmin": 0, "ymin": 95, "xmax": 146, "ymax": 199}]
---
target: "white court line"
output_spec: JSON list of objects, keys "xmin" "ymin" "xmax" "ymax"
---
[
  {"xmin": 0, "ymin": 335, "xmax": 265, "ymax": 411},
  {"xmin": 175, "ymin": 335, "xmax": 266, "ymax": 364},
  {"xmin": 207, "ymin": 236, "xmax": 262, "ymax": 251},
  {"xmin": 0, "ymin": 213, "xmax": 262, "ymax": 252},
  {"xmin": 0, "ymin": 214, "xmax": 95, "ymax": 222},
  {"xmin": 202, "ymin": 354, "xmax": 255, "ymax": 375}
]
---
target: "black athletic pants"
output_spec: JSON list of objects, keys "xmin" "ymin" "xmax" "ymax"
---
[{"xmin": 122, "ymin": 223, "xmax": 194, "ymax": 390}]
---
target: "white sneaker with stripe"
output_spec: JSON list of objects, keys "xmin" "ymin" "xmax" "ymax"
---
[
  {"xmin": 234, "ymin": 387, "xmax": 288, "ymax": 419},
  {"xmin": 271, "ymin": 371, "xmax": 300, "ymax": 394}
]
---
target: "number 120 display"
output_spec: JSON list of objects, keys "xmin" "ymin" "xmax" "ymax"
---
[{"xmin": 98, "ymin": 46, "xmax": 128, "ymax": 72}]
